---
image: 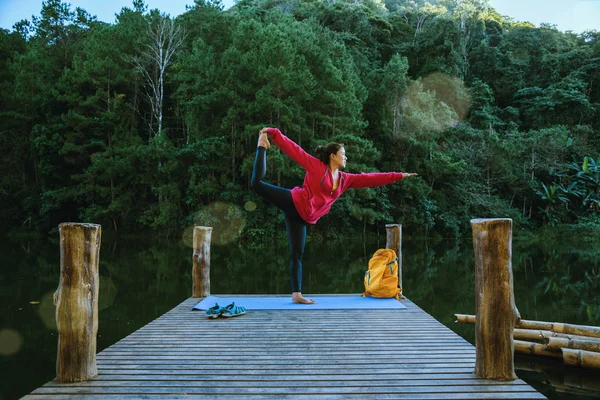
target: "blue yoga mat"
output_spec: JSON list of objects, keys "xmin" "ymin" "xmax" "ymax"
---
[{"xmin": 193, "ymin": 295, "xmax": 406, "ymax": 311}]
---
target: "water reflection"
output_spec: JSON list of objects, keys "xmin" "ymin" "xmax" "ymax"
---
[
  {"xmin": 516, "ymin": 355, "xmax": 600, "ymax": 399},
  {"xmin": 1, "ymin": 233, "xmax": 599, "ymax": 399}
]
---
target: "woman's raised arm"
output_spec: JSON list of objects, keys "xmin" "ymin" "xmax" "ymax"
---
[{"xmin": 263, "ymin": 128, "xmax": 321, "ymax": 172}]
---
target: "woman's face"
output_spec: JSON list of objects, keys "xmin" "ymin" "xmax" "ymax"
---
[{"xmin": 331, "ymin": 147, "xmax": 347, "ymax": 169}]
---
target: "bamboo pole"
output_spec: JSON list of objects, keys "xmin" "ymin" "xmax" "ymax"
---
[
  {"xmin": 562, "ymin": 348, "xmax": 600, "ymax": 369},
  {"xmin": 455, "ymin": 314, "xmax": 475, "ymax": 324},
  {"xmin": 514, "ymin": 340, "xmax": 562, "ymax": 359},
  {"xmin": 545, "ymin": 337, "xmax": 600, "ymax": 353},
  {"xmin": 541, "ymin": 331, "xmax": 600, "ymax": 343},
  {"xmin": 454, "ymin": 320, "xmax": 562, "ymax": 343},
  {"xmin": 54, "ymin": 223, "xmax": 101, "ymax": 382},
  {"xmin": 550, "ymin": 322, "xmax": 600, "ymax": 338},
  {"xmin": 514, "ymin": 340, "xmax": 562, "ymax": 358},
  {"xmin": 514, "ymin": 329, "xmax": 545, "ymax": 342},
  {"xmin": 192, "ymin": 226, "xmax": 212, "ymax": 298},
  {"xmin": 385, "ymin": 224, "xmax": 403, "ymax": 298},
  {"xmin": 514, "ymin": 319, "xmax": 600, "ymax": 336},
  {"xmin": 471, "ymin": 218, "xmax": 519, "ymax": 380},
  {"xmin": 456, "ymin": 313, "xmax": 600, "ymax": 341}
]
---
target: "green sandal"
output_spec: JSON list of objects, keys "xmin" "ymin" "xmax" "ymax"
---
[
  {"xmin": 222, "ymin": 302, "xmax": 246, "ymax": 318},
  {"xmin": 206, "ymin": 303, "xmax": 224, "ymax": 319}
]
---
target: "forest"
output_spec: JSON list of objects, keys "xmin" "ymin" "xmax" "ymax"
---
[{"xmin": 0, "ymin": 0, "xmax": 598, "ymax": 240}]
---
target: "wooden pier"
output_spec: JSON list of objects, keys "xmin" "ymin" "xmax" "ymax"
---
[{"xmin": 24, "ymin": 294, "xmax": 546, "ymax": 399}]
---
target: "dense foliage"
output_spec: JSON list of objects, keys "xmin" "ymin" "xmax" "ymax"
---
[{"xmin": 1, "ymin": 0, "xmax": 598, "ymax": 239}]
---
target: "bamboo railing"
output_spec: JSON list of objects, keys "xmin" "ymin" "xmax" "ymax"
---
[
  {"xmin": 456, "ymin": 313, "xmax": 600, "ymax": 369},
  {"xmin": 457, "ymin": 314, "xmax": 600, "ymax": 338}
]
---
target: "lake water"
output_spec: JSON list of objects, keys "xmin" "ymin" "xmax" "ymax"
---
[{"xmin": 1, "ymin": 230, "xmax": 599, "ymax": 399}]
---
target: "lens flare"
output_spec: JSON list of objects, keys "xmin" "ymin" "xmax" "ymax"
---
[
  {"xmin": 402, "ymin": 73, "xmax": 472, "ymax": 136},
  {"xmin": 421, "ymin": 73, "xmax": 471, "ymax": 121},
  {"xmin": 183, "ymin": 202, "xmax": 247, "ymax": 247},
  {"xmin": 182, "ymin": 226, "xmax": 195, "ymax": 248},
  {"xmin": 0, "ymin": 329, "xmax": 23, "ymax": 356},
  {"xmin": 244, "ymin": 201, "xmax": 257, "ymax": 212}
]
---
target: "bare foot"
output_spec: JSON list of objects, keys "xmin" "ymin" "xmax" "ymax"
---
[
  {"xmin": 258, "ymin": 133, "xmax": 270, "ymax": 149},
  {"xmin": 292, "ymin": 292, "xmax": 316, "ymax": 304}
]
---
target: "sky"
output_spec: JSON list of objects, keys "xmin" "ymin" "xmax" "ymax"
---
[
  {"xmin": 0, "ymin": 0, "xmax": 236, "ymax": 29},
  {"xmin": 0, "ymin": 0, "xmax": 598, "ymax": 33}
]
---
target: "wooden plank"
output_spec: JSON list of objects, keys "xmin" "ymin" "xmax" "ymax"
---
[
  {"xmin": 117, "ymin": 336, "xmax": 472, "ymax": 347},
  {"xmin": 96, "ymin": 352, "xmax": 477, "ymax": 359},
  {"xmin": 128, "ymin": 326, "xmax": 458, "ymax": 330},
  {"xmin": 97, "ymin": 354, "xmax": 476, "ymax": 359},
  {"xmin": 31, "ymin": 385, "xmax": 543, "ymax": 395},
  {"xmin": 138, "ymin": 319, "xmax": 444, "ymax": 323},
  {"xmin": 95, "ymin": 367, "xmax": 479, "ymax": 374},
  {"xmin": 95, "ymin": 360, "xmax": 478, "ymax": 367},
  {"xmin": 43, "ymin": 379, "xmax": 533, "ymax": 387},
  {"xmin": 99, "ymin": 349, "xmax": 476, "ymax": 355},
  {"xmin": 116, "ymin": 335, "xmax": 464, "ymax": 340},
  {"xmin": 103, "ymin": 343, "xmax": 472, "ymax": 348},
  {"xmin": 103, "ymin": 343, "xmax": 473, "ymax": 347},
  {"xmin": 22, "ymin": 393, "xmax": 547, "ymax": 399},
  {"xmin": 135, "ymin": 330, "xmax": 452, "ymax": 334},
  {"xmin": 44, "ymin": 374, "xmax": 520, "ymax": 382}
]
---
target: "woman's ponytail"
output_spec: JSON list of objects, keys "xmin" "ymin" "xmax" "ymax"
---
[
  {"xmin": 314, "ymin": 145, "xmax": 328, "ymax": 164},
  {"xmin": 314, "ymin": 142, "xmax": 344, "ymax": 165}
]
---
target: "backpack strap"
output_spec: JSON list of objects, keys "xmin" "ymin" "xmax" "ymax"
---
[
  {"xmin": 385, "ymin": 257, "xmax": 398, "ymax": 266},
  {"xmin": 385, "ymin": 257, "xmax": 398, "ymax": 274}
]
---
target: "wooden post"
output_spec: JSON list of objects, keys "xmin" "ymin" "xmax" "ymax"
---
[
  {"xmin": 471, "ymin": 218, "xmax": 519, "ymax": 381},
  {"xmin": 54, "ymin": 222, "xmax": 101, "ymax": 382},
  {"xmin": 385, "ymin": 224, "xmax": 403, "ymax": 298},
  {"xmin": 192, "ymin": 226, "xmax": 212, "ymax": 298}
]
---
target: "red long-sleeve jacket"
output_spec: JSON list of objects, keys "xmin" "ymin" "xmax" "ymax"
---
[{"xmin": 266, "ymin": 128, "xmax": 404, "ymax": 224}]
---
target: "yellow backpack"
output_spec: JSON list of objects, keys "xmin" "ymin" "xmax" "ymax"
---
[{"xmin": 363, "ymin": 249, "xmax": 401, "ymax": 300}]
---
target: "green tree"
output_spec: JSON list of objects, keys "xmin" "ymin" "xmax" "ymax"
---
[{"xmin": 0, "ymin": 29, "xmax": 28, "ymax": 227}]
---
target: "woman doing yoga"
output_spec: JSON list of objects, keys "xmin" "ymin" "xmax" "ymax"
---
[{"xmin": 251, "ymin": 127, "xmax": 418, "ymax": 304}]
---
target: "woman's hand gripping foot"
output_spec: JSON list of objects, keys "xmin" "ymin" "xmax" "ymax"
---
[{"xmin": 258, "ymin": 128, "xmax": 271, "ymax": 149}]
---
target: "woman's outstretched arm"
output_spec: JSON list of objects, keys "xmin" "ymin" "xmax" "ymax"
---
[
  {"xmin": 345, "ymin": 171, "xmax": 418, "ymax": 189},
  {"xmin": 262, "ymin": 127, "xmax": 321, "ymax": 172}
]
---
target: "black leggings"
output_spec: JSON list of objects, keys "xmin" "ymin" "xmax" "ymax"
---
[{"xmin": 250, "ymin": 146, "xmax": 307, "ymax": 292}]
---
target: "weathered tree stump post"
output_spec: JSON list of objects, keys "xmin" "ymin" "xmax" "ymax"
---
[
  {"xmin": 54, "ymin": 222, "xmax": 101, "ymax": 382},
  {"xmin": 471, "ymin": 218, "xmax": 520, "ymax": 380},
  {"xmin": 385, "ymin": 224, "xmax": 403, "ymax": 298},
  {"xmin": 192, "ymin": 226, "xmax": 212, "ymax": 298}
]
